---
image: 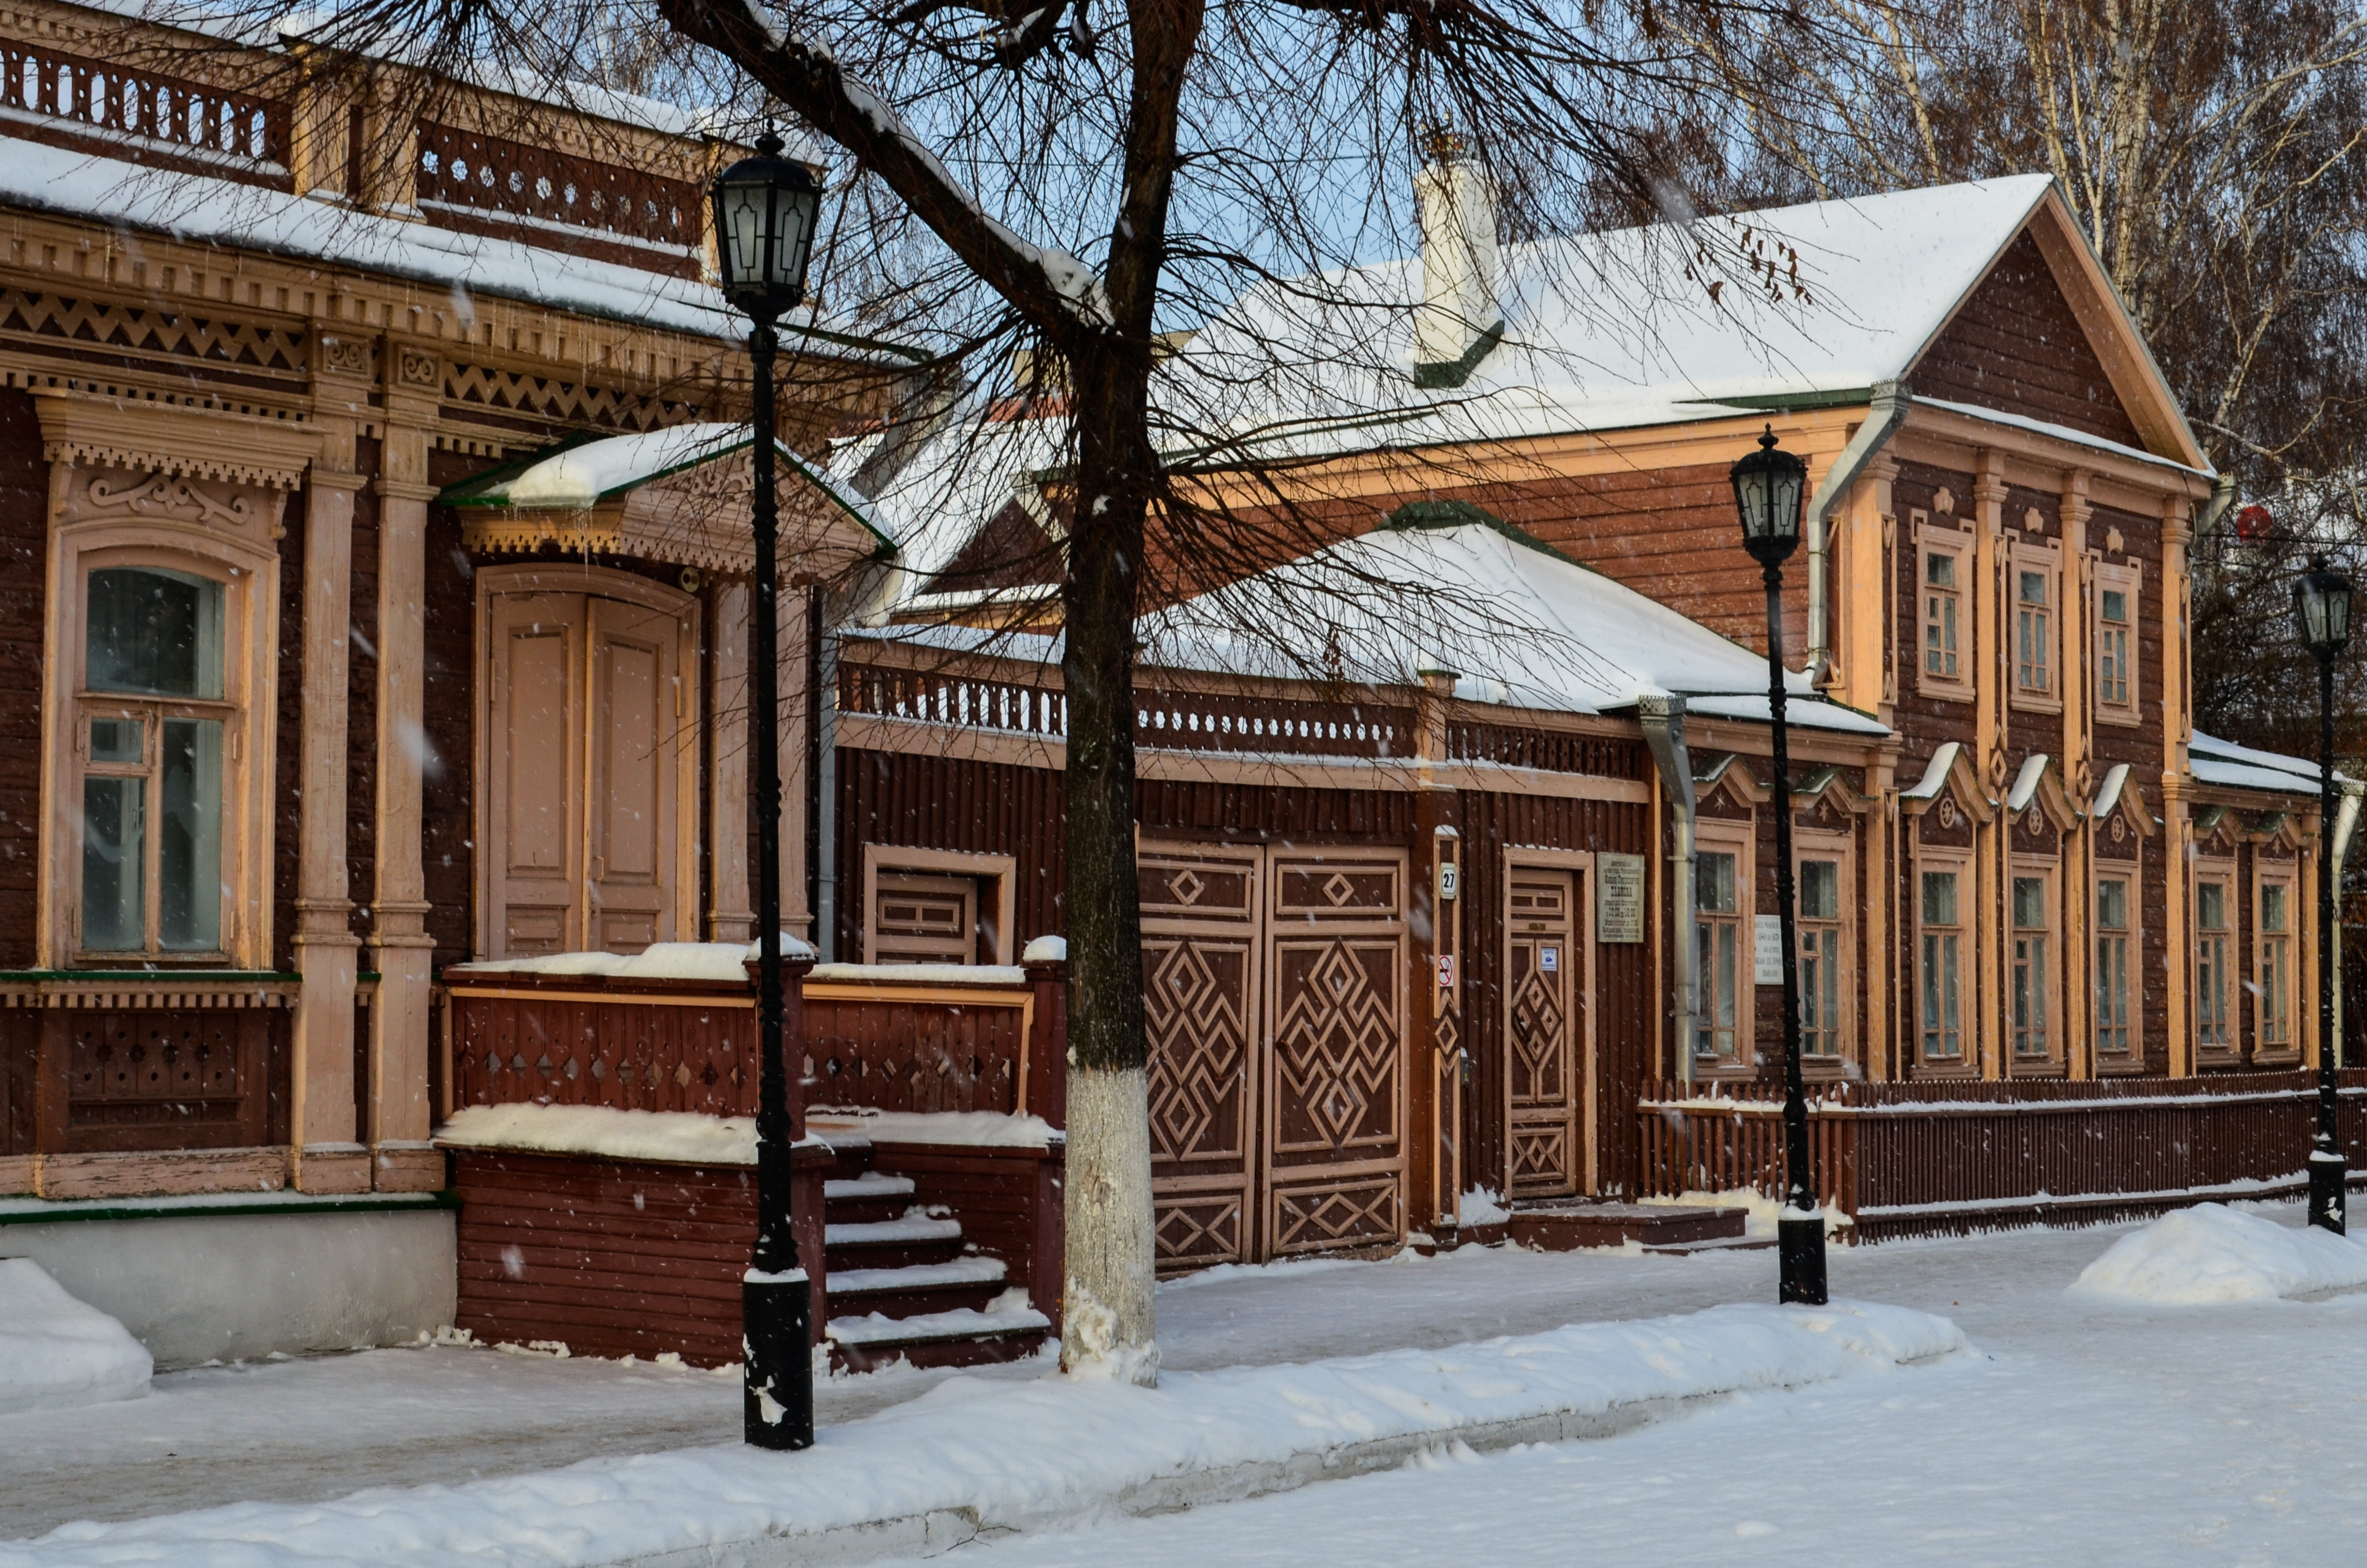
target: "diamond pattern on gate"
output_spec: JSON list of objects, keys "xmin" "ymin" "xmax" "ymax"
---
[
  {"xmin": 1155, "ymin": 1195, "xmax": 1244, "ymax": 1266},
  {"xmin": 1273, "ymin": 939, "xmax": 1398, "ymax": 1153},
  {"xmin": 1146, "ymin": 938, "xmax": 1249, "ymax": 1162},
  {"xmin": 1507, "ymin": 965, "xmax": 1567, "ymax": 1108},
  {"xmin": 1272, "ymin": 1178, "xmax": 1398, "ymax": 1252},
  {"xmin": 1509, "ymin": 1125, "xmax": 1569, "ymax": 1189}
]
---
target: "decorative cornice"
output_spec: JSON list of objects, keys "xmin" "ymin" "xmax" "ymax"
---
[{"xmin": 34, "ymin": 389, "xmax": 320, "ymax": 489}]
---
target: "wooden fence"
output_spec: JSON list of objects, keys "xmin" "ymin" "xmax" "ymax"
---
[{"xmin": 1638, "ymin": 1072, "xmax": 2367, "ymax": 1239}]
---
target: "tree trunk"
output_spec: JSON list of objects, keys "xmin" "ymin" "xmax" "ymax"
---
[{"xmin": 1058, "ymin": 343, "xmax": 1157, "ymax": 1382}]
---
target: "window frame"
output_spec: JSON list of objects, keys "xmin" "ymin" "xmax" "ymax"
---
[
  {"xmin": 2091, "ymin": 560, "xmax": 2143, "ymax": 727},
  {"xmin": 1914, "ymin": 846, "xmax": 1973, "ymax": 1073},
  {"xmin": 1690, "ymin": 815, "xmax": 1756, "ymax": 1074},
  {"xmin": 1793, "ymin": 827, "xmax": 1854, "ymax": 1069},
  {"xmin": 2007, "ymin": 857, "xmax": 2062, "ymax": 1071},
  {"xmin": 2254, "ymin": 860, "xmax": 2298, "ymax": 1061},
  {"xmin": 1913, "ymin": 516, "xmax": 1975, "ymax": 704},
  {"xmin": 863, "ymin": 843, "xmax": 1018, "ymax": 965},
  {"xmin": 43, "ymin": 530, "xmax": 277, "ymax": 971},
  {"xmin": 2092, "ymin": 868, "xmax": 2138, "ymax": 1066},
  {"xmin": 2009, "ymin": 539, "xmax": 2065, "ymax": 714},
  {"xmin": 2194, "ymin": 858, "xmax": 2238, "ymax": 1060}
]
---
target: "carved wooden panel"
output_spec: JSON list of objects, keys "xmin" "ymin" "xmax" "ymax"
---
[
  {"xmin": 1269, "ymin": 1175, "xmax": 1399, "ymax": 1255},
  {"xmin": 1140, "ymin": 847, "xmax": 1260, "ymax": 1269},
  {"xmin": 1505, "ymin": 869, "xmax": 1580, "ymax": 1198},
  {"xmin": 871, "ymin": 872, "xmax": 978, "ymax": 964}
]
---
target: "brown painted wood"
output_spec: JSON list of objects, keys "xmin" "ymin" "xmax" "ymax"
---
[{"xmin": 1909, "ymin": 232, "xmax": 2146, "ymax": 448}]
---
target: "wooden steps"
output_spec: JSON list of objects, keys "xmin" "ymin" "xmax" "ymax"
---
[
  {"xmin": 1503, "ymin": 1202, "xmax": 1749, "ymax": 1251},
  {"xmin": 820, "ymin": 1144, "xmax": 1053, "ymax": 1372}
]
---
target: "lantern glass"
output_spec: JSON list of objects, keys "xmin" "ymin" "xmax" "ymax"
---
[
  {"xmin": 710, "ymin": 132, "xmax": 825, "ymax": 321},
  {"xmin": 2296, "ymin": 555, "xmax": 2354, "ymax": 659},
  {"xmin": 1730, "ymin": 426, "xmax": 1809, "ymax": 566}
]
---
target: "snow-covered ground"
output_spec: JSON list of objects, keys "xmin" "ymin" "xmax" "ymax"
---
[{"xmin": 5, "ymin": 1204, "xmax": 2367, "ymax": 1563}]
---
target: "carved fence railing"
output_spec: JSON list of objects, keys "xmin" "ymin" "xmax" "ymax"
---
[
  {"xmin": 1639, "ymin": 1072, "xmax": 2367, "ymax": 1238},
  {"xmin": 0, "ymin": 40, "xmax": 286, "ymax": 171},
  {"xmin": 415, "ymin": 122, "xmax": 701, "ymax": 256}
]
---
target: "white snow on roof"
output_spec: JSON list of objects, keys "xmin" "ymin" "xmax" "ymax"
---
[
  {"xmin": 0, "ymin": 136, "xmax": 875, "ymax": 348},
  {"xmin": 1168, "ymin": 175, "xmax": 2069, "ymax": 460},
  {"xmin": 1141, "ymin": 523, "xmax": 1886, "ymax": 734},
  {"xmin": 1916, "ymin": 398, "xmax": 2210, "ymax": 477},
  {"xmin": 859, "ymin": 410, "xmax": 1066, "ymax": 602},
  {"xmin": 2191, "ymin": 731, "xmax": 2342, "ymax": 793}
]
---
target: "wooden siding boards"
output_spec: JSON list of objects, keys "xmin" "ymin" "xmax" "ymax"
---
[
  {"xmin": 836, "ymin": 748, "xmax": 1067, "ymax": 959},
  {"xmin": 1909, "ymin": 230, "xmax": 2147, "ymax": 448},
  {"xmin": 422, "ymin": 457, "xmax": 481, "ymax": 972},
  {"xmin": 0, "ymin": 388, "xmax": 46, "ymax": 966},
  {"xmin": 271, "ymin": 483, "xmax": 307, "ymax": 974},
  {"xmin": 347, "ymin": 435, "xmax": 383, "ymax": 944}
]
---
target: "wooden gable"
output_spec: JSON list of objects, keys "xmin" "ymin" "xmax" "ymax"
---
[{"xmin": 1909, "ymin": 230, "xmax": 2142, "ymax": 449}]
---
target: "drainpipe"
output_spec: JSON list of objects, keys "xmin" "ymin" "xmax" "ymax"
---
[
  {"xmin": 2195, "ymin": 470, "xmax": 2238, "ymax": 537},
  {"xmin": 1639, "ymin": 695, "xmax": 1696, "ymax": 1083},
  {"xmin": 1804, "ymin": 379, "xmax": 1911, "ymax": 687},
  {"xmin": 2334, "ymin": 778, "xmax": 2363, "ymax": 1067}
]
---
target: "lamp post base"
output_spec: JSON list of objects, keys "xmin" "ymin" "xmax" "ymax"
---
[
  {"xmin": 743, "ymin": 1271, "xmax": 815, "ymax": 1449},
  {"xmin": 1778, "ymin": 1208, "xmax": 1828, "ymax": 1305},
  {"xmin": 2309, "ymin": 1152, "xmax": 2348, "ymax": 1235}
]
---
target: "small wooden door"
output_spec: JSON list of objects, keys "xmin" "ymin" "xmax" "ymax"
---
[
  {"xmin": 483, "ymin": 584, "xmax": 690, "ymax": 958},
  {"xmin": 1504, "ymin": 869, "xmax": 1582, "ymax": 1198},
  {"xmin": 872, "ymin": 871, "xmax": 979, "ymax": 963},
  {"xmin": 488, "ymin": 594, "xmax": 585, "ymax": 956}
]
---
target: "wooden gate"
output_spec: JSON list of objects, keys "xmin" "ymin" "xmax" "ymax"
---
[
  {"xmin": 1141, "ymin": 843, "xmax": 1408, "ymax": 1268},
  {"xmin": 1504, "ymin": 867, "xmax": 1584, "ymax": 1198}
]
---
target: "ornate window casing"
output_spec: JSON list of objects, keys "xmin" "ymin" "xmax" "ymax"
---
[
  {"xmin": 2092, "ymin": 871, "xmax": 2136, "ymax": 1062},
  {"xmin": 2254, "ymin": 861, "xmax": 2298, "ymax": 1061},
  {"xmin": 2092, "ymin": 560, "xmax": 2143, "ymax": 725},
  {"xmin": 1913, "ymin": 514, "xmax": 1974, "ymax": 703},
  {"xmin": 2009, "ymin": 539, "xmax": 2064, "ymax": 714},
  {"xmin": 2194, "ymin": 859, "xmax": 2238, "ymax": 1060},
  {"xmin": 1691, "ymin": 816, "xmax": 1754, "ymax": 1071},
  {"xmin": 38, "ymin": 461, "xmax": 289, "ymax": 969},
  {"xmin": 1794, "ymin": 827, "xmax": 1853, "ymax": 1065},
  {"xmin": 861, "ymin": 844, "xmax": 1017, "ymax": 965},
  {"xmin": 2008, "ymin": 858, "xmax": 2061, "ymax": 1069},
  {"xmin": 1914, "ymin": 847, "xmax": 1972, "ymax": 1071}
]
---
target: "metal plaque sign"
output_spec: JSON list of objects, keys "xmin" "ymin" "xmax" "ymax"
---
[
  {"xmin": 1754, "ymin": 915, "xmax": 1785, "ymax": 985},
  {"xmin": 1596, "ymin": 852, "xmax": 1645, "ymax": 943}
]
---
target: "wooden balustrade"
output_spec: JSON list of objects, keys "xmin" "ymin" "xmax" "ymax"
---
[
  {"xmin": 1447, "ymin": 719, "xmax": 1644, "ymax": 777},
  {"xmin": 415, "ymin": 122, "xmax": 701, "ymax": 255},
  {"xmin": 838, "ymin": 663, "xmax": 1067, "ymax": 737},
  {"xmin": 0, "ymin": 41, "xmax": 285, "ymax": 170},
  {"xmin": 1639, "ymin": 1072, "xmax": 2367, "ymax": 1238}
]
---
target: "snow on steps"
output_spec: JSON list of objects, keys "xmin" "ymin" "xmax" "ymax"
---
[
  {"xmin": 829, "ymin": 1257, "xmax": 1007, "ymax": 1296},
  {"xmin": 0, "ymin": 1301, "xmax": 1964, "ymax": 1568}
]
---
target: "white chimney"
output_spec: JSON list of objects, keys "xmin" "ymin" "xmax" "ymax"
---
[{"xmin": 1413, "ymin": 131, "xmax": 1500, "ymax": 372}]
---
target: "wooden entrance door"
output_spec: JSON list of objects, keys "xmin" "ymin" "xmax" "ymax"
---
[
  {"xmin": 482, "ymin": 579, "xmax": 692, "ymax": 958},
  {"xmin": 1504, "ymin": 868, "xmax": 1583, "ymax": 1198},
  {"xmin": 1140, "ymin": 843, "xmax": 1408, "ymax": 1268}
]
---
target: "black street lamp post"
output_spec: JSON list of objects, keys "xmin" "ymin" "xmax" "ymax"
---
[
  {"xmin": 711, "ymin": 131, "xmax": 826, "ymax": 1448},
  {"xmin": 2295, "ymin": 554, "xmax": 2352, "ymax": 1234},
  {"xmin": 1729, "ymin": 427, "xmax": 1829, "ymax": 1305}
]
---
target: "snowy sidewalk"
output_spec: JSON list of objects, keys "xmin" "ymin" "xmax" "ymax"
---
[{"xmin": 0, "ymin": 1300, "xmax": 1958, "ymax": 1568}]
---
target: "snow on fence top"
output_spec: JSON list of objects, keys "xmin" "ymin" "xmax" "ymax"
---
[
  {"xmin": 435, "ymin": 1102, "xmax": 1059, "ymax": 1162},
  {"xmin": 449, "ymin": 938, "xmax": 815, "ymax": 984}
]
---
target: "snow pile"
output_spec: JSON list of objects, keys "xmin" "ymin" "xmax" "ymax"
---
[
  {"xmin": 1021, "ymin": 935, "xmax": 1068, "ymax": 963},
  {"xmin": 2071, "ymin": 1203, "xmax": 2367, "ymax": 1305},
  {"xmin": 808, "ymin": 1108, "xmax": 1060, "ymax": 1148},
  {"xmin": 0, "ymin": 1259, "xmax": 151, "ymax": 1416},
  {"xmin": 1459, "ymin": 1187, "xmax": 1510, "ymax": 1226},
  {"xmin": 808, "ymin": 962, "xmax": 1029, "ymax": 984},
  {"xmin": 452, "ymin": 936, "xmax": 814, "ymax": 984},
  {"xmin": 0, "ymin": 1300, "xmax": 1958, "ymax": 1567},
  {"xmin": 1639, "ymin": 1186, "xmax": 1851, "ymax": 1241},
  {"xmin": 436, "ymin": 1104, "xmax": 758, "ymax": 1166}
]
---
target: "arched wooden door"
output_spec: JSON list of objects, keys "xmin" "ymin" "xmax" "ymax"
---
[{"xmin": 478, "ymin": 568, "xmax": 698, "ymax": 958}]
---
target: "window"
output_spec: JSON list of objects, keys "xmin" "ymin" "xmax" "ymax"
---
[
  {"xmin": 2093, "ymin": 566, "xmax": 2141, "ymax": 723},
  {"xmin": 1694, "ymin": 849, "xmax": 1743, "ymax": 1064},
  {"xmin": 2015, "ymin": 567, "xmax": 2053, "ymax": 698},
  {"xmin": 2011, "ymin": 871, "xmax": 2053, "ymax": 1061},
  {"xmin": 863, "ymin": 845, "xmax": 1018, "ymax": 965},
  {"xmin": 1923, "ymin": 552, "xmax": 1961, "ymax": 681},
  {"xmin": 1797, "ymin": 857, "xmax": 1843, "ymax": 1057},
  {"xmin": 2095, "ymin": 876, "xmax": 2133, "ymax": 1057},
  {"xmin": 1919, "ymin": 867, "xmax": 1964, "ymax": 1062},
  {"xmin": 1915, "ymin": 523, "xmax": 1974, "ymax": 701},
  {"xmin": 76, "ymin": 567, "xmax": 231, "ymax": 958},
  {"xmin": 2259, "ymin": 877, "xmax": 2293, "ymax": 1052},
  {"xmin": 2195, "ymin": 877, "xmax": 2233, "ymax": 1053}
]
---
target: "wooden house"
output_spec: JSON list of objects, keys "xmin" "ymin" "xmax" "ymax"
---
[{"xmin": 0, "ymin": 0, "xmax": 900, "ymax": 1356}]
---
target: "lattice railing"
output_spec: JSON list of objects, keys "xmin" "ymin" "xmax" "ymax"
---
[
  {"xmin": 1448, "ymin": 719, "xmax": 1642, "ymax": 777},
  {"xmin": 416, "ymin": 123, "xmax": 700, "ymax": 252},
  {"xmin": 0, "ymin": 41, "xmax": 285, "ymax": 169},
  {"xmin": 839, "ymin": 664, "xmax": 1068, "ymax": 736},
  {"xmin": 1136, "ymin": 690, "xmax": 1412, "ymax": 758}
]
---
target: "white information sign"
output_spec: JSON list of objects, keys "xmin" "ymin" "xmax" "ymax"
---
[
  {"xmin": 1596, "ymin": 853, "xmax": 1645, "ymax": 944},
  {"xmin": 1754, "ymin": 915, "xmax": 1785, "ymax": 985}
]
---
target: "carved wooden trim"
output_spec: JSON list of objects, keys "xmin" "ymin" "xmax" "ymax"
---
[{"xmin": 34, "ymin": 388, "xmax": 320, "ymax": 491}]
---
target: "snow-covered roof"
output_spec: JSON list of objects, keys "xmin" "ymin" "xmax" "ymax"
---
[
  {"xmin": 2190, "ymin": 731, "xmax": 2345, "ymax": 794},
  {"xmin": 1166, "ymin": 174, "xmax": 2110, "ymax": 462},
  {"xmin": 854, "ymin": 408, "xmax": 1067, "ymax": 602},
  {"xmin": 1916, "ymin": 398, "xmax": 2209, "ymax": 478},
  {"xmin": 0, "ymin": 136, "xmax": 884, "ymax": 350},
  {"xmin": 859, "ymin": 519, "xmax": 1886, "ymax": 737}
]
